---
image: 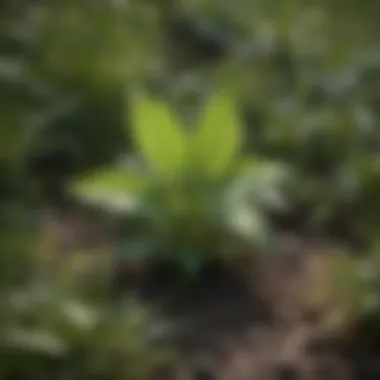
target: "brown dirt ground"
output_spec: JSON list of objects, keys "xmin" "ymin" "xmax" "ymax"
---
[{"xmin": 41, "ymin": 203, "xmax": 380, "ymax": 380}]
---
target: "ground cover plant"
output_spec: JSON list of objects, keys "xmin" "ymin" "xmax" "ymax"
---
[
  {"xmin": 71, "ymin": 90, "xmax": 288, "ymax": 275},
  {"xmin": 0, "ymin": 200, "xmax": 175, "ymax": 380}
]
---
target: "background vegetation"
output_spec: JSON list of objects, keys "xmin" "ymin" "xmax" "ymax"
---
[{"xmin": 1, "ymin": 0, "xmax": 380, "ymax": 379}]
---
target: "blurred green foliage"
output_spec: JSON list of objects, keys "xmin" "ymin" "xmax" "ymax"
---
[
  {"xmin": 328, "ymin": 244, "xmax": 380, "ymax": 336},
  {"xmin": 2, "ymin": 1, "xmax": 379, "ymax": 215},
  {"xmin": 1, "ymin": 0, "xmax": 380, "ymax": 376},
  {"xmin": 0, "ymin": 281, "xmax": 174, "ymax": 380},
  {"xmin": 0, "ymin": 204, "xmax": 174, "ymax": 380}
]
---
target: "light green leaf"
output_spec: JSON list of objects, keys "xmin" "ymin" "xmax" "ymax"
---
[
  {"xmin": 2, "ymin": 327, "xmax": 67, "ymax": 357},
  {"xmin": 192, "ymin": 92, "xmax": 242, "ymax": 179},
  {"xmin": 226, "ymin": 204, "xmax": 271, "ymax": 248},
  {"xmin": 131, "ymin": 94, "xmax": 187, "ymax": 179},
  {"xmin": 236, "ymin": 158, "xmax": 289, "ymax": 210},
  {"xmin": 59, "ymin": 300, "xmax": 100, "ymax": 331},
  {"xmin": 69, "ymin": 165, "xmax": 150, "ymax": 212}
]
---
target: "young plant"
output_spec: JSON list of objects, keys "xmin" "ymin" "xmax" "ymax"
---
[
  {"xmin": 0, "ymin": 282, "xmax": 174, "ymax": 380},
  {"xmin": 70, "ymin": 91, "xmax": 288, "ymax": 274}
]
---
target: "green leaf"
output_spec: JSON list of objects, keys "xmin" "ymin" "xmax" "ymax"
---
[
  {"xmin": 192, "ymin": 92, "xmax": 242, "ymax": 179},
  {"xmin": 2, "ymin": 327, "xmax": 67, "ymax": 357},
  {"xmin": 237, "ymin": 158, "xmax": 289, "ymax": 210},
  {"xmin": 58, "ymin": 300, "xmax": 99, "ymax": 331},
  {"xmin": 226, "ymin": 204, "xmax": 272, "ymax": 249},
  {"xmin": 69, "ymin": 165, "xmax": 150, "ymax": 212},
  {"xmin": 131, "ymin": 94, "xmax": 187, "ymax": 179}
]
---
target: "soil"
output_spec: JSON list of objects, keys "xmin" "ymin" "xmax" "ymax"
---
[{"xmin": 40, "ymin": 202, "xmax": 380, "ymax": 380}]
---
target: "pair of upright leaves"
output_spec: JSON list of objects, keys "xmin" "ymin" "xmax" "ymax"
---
[
  {"xmin": 132, "ymin": 91, "xmax": 242, "ymax": 180},
  {"xmin": 71, "ymin": 91, "xmax": 243, "ymax": 207}
]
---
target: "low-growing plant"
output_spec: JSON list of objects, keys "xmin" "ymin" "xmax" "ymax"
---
[
  {"xmin": 71, "ymin": 90, "xmax": 288, "ymax": 274},
  {"xmin": 0, "ymin": 203, "xmax": 175, "ymax": 380},
  {"xmin": 0, "ymin": 281, "xmax": 175, "ymax": 380},
  {"xmin": 0, "ymin": 196, "xmax": 175, "ymax": 380}
]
